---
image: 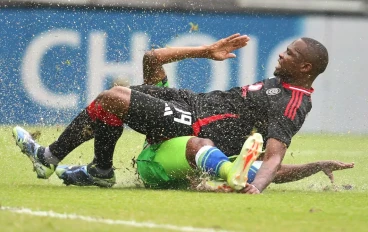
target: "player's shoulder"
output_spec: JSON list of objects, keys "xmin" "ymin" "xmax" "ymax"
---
[
  {"xmin": 264, "ymin": 77, "xmax": 313, "ymax": 109},
  {"xmin": 245, "ymin": 76, "xmax": 276, "ymax": 92},
  {"xmin": 263, "ymin": 77, "xmax": 314, "ymax": 96}
]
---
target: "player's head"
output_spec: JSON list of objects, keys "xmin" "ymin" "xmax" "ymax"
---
[{"xmin": 274, "ymin": 38, "xmax": 329, "ymax": 82}]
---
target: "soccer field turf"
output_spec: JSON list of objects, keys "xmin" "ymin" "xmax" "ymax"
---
[{"xmin": 0, "ymin": 126, "xmax": 367, "ymax": 231}]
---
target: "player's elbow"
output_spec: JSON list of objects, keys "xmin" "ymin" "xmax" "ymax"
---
[{"xmin": 143, "ymin": 50, "xmax": 161, "ymax": 66}]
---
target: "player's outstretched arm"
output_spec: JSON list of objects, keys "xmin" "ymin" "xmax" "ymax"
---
[
  {"xmin": 143, "ymin": 33, "xmax": 250, "ymax": 85},
  {"xmin": 273, "ymin": 160, "xmax": 355, "ymax": 184}
]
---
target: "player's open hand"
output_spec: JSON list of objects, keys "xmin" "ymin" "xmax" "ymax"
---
[
  {"xmin": 206, "ymin": 33, "xmax": 250, "ymax": 61},
  {"xmin": 320, "ymin": 160, "xmax": 355, "ymax": 183}
]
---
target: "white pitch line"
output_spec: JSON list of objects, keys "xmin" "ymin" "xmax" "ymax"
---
[{"xmin": 1, "ymin": 206, "xmax": 229, "ymax": 232}]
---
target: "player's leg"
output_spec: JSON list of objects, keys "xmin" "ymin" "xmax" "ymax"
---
[
  {"xmin": 224, "ymin": 133, "xmax": 263, "ymax": 190},
  {"xmin": 138, "ymin": 136, "xmax": 235, "ymax": 189},
  {"xmin": 196, "ymin": 161, "xmax": 263, "ymax": 192},
  {"xmin": 13, "ymin": 90, "xmax": 125, "ymax": 183},
  {"xmin": 12, "ymin": 105, "xmax": 121, "ymax": 179},
  {"xmin": 189, "ymin": 134, "xmax": 263, "ymax": 190},
  {"xmin": 13, "ymin": 126, "xmax": 58, "ymax": 179},
  {"xmin": 12, "ymin": 83, "xmax": 175, "ymax": 182},
  {"xmin": 24, "ymin": 85, "xmax": 172, "ymax": 183},
  {"xmin": 137, "ymin": 136, "xmax": 194, "ymax": 189},
  {"xmin": 52, "ymin": 87, "xmax": 146, "ymax": 186},
  {"xmin": 137, "ymin": 135, "xmax": 263, "ymax": 191},
  {"xmin": 137, "ymin": 136, "xmax": 232, "ymax": 189},
  {"xmin": 57, "ymin": 86, "xmax": 194, "ymax": 187},
  {"xmin": 54, "ymin": 81, "xmax": 171, "ymax": 185},
  {"xmin": 13, "ymin": 109, "xmax": 95, "ymax": 178},
  {"xmin": 55, "ymin": 118, "xmax": 123, "ymax": 187}
]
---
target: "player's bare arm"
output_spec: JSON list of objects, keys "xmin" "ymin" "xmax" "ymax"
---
[
  {"xmin": 143, "ymin": 33, "xmax": 250, "ymax": 85},
  {"xmin": 274, "ymin": 161, "xmax": 355, "ymax": 184},
  {"xmin": 246, "ymin": 138, "xmax": 287, "ymax": 194},
  {"xmin": 213, "ymin": 159, "xmax": 354, "ymax": 194}
]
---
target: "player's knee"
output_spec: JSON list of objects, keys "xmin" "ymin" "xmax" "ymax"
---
[
  {"xmin": 187, "ymin": 137, "xmax": 215, "ymax": 154},
  {"xmin": 98, "ymin": 86, "xmax": 130, "ymax": 104},
  {"xmin": 95, "ymin": 86, "xmax": 131, "ymax": 116},
  {"xmin": 143, "ymin": 50, "xmax": 160, "ymax": 65},
  {"xmin": 106, "ymin": 86, "xmax": 130, "ymax": 98},
  {"xmin": 185, "ymin": 137, "xmax": 215, "ymax": 168}
]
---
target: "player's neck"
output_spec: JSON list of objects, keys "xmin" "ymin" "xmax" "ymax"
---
[
  {"xmin": 281, "ymin": 75, "xmax": 314, "ymax": 89},
  {"xmin": 288, "ymin": 81, "xmax": 312, "ymax": 89}
]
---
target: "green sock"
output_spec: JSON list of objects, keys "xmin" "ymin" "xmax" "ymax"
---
[{"xmin": 219, "ymin": 161, "xmax": 232, "ymax": 180}]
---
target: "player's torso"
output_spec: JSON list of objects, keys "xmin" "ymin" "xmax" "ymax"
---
[
  {"xmin": 192, "ymin": 77, "xmax": 312, "ymax": 155},
  {"xmin": 246, "ymin": 77, "xmax": 313, "ymax": 146}
]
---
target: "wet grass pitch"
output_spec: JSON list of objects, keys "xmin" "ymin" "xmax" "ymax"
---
[{"xmin": 1, "ymin": 126, "xmax": 367, "ymax": 231}]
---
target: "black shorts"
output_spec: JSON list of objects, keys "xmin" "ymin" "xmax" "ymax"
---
[{"xmin": 125, "ymin": 85, "xmax": 196, "ymax": 143}]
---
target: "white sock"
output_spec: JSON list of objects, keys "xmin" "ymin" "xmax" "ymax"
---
[{"xmin": 43, "ymin": 147, "xmax": 60, "ymax": 165}]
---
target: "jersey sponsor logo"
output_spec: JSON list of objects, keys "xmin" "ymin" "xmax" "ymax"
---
[
  {"xmin": 248, "ymin": 83, "xmax": 263, "ymax": 91},
  {"xmin": 266, "ymin": 88, "xmax": 281, "ymax": 95}
]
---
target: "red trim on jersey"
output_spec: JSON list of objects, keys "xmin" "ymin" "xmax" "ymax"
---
[
  {"xmin": 291, "ymin": 92, "xmax": 304, "ymax": 120},
  {"xmin": 284, "ymin": 91, "xmax": 304, "ymax": 120},
  {"xmin": 241, "ymin": 86, "xmax": 248, "ymax": 97},
  {"xmin": 284, "ymin": 91, "xmax": 296, "ymax": 118},
  {"xmin": 192, "ymin": 114, "xmax": 239, "ymax": 136},
  {"xmin": 282, "ymin": 82, "xmax": 314, "ymax": 95},
  {"xmin": 86, "ymin": 100, "xmax": 123, "ymax": 126},
  {"xmin": 289, "ymin": 92, "xmax": 301, "ymax": 119}
]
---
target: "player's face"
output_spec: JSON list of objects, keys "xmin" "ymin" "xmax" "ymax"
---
[{"xmin": 274, "ymin": 39, "xmax": 307, "ymax": 81}]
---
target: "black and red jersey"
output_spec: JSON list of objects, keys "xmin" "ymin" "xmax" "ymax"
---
[
  {"xmin": 191, "ymin": 77, "xmax": 313, "ymax": 156},
  {"xmin": 129, "ymin": 77, "xmax": 313, "ymax": 156}
]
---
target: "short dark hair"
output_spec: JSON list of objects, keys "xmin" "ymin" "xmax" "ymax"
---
[{"xmin": 301, "ymin": 37, "xmax": 329, "ymax": 75}]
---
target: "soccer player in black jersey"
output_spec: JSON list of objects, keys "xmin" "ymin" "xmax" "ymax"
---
[{"xmin": 13, "ymin": 33, "xmax": 336, "ymax": 193}]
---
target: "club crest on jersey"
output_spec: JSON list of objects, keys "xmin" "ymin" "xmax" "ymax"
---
[
  {"xmin": 266, "ymin": 88, "xmax": 281, "ymax": 95},
  {"xmin": 248, "ymin": 83, "xmax": 263, "ymax": 91}
]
